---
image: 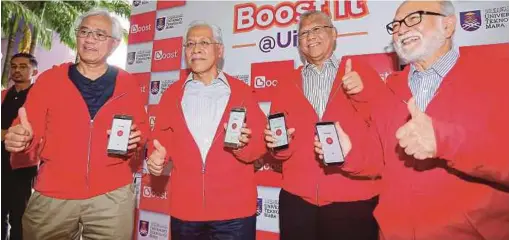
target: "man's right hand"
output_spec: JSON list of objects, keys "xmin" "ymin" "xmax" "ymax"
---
[
  {"xmin": 264, "ymin": 124, "xmax": 295, "ymax": 149},
  {"xmin": 5, "ymin": 107, "xmax": 33, "ymax": 153},
  {"xmin": 147, "ymin": 139, "xmax": 167, "ymax": 176}
]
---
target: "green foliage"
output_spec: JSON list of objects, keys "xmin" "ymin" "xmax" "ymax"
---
[{"xmin": 2, "ymin": 0, "xmax": 131, "ymax": 51}]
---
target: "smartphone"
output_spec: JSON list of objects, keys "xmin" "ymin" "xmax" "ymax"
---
[
  {"xmin": 315, "ymin": 122, "xmax": 345, "ymax": 166},
  {"xmin": 268, "ymin": 113, "xmax": 289, "ymax": 150},
  {"xmin": 224, "ymin": 107, "xmax": 247, "ymax": 148},
  {"xmin": 107, "ymin": 115, "xmax": 133, "ymax": 155}
]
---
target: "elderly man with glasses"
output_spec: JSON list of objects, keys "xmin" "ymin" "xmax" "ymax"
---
[
  {"xmin": 146, "ymin": 20, "xmax": 267, "ymax": 240},
  {"xmin": 263, "ymin": 10, "xmax": 386, "ymax": 240},
  {"xmin": 4, "ymin": 9, "xmax": 149, "ymax": 240},
  {"xmin": 315, "ymin": 1, "xmax": 509, "ymax": 239}
]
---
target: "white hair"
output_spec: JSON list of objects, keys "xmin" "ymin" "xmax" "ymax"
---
[
  {"xmin": 74, "ymin": 9, "xmax": 123, "ymax": 40},
  {"xmin": 439, "ymin": 0, "xmax": 455, "ymax": 16},
  {"xmin": 298, "ymin": 10, "xmax": 333, "ymax": 30},
  {"xmin": 185, "ymin": 20, "xmax": 223, "ymax": 44}
]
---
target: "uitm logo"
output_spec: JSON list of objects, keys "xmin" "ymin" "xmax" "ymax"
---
[
  {"xmin": 460, "ymin": 10, "xmax": 482, "ymax": 31},
  {"xmin": 256, "ymin": 198, "xmax": 263, "ymax": 216}
]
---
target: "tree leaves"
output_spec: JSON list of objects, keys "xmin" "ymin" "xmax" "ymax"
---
[{"xmin": 1, "ymin": 0, "xmax": 131, "ymax": 51}]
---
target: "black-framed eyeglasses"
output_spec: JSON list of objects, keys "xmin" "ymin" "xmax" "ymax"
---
[
  {"xmin": 386, "ymin": 11, "xmax": 446, "ymax": 35},
  {"xmin": 75, "ymin": 28, "xmax": 113, "ymax": 41},
  {"xmin": 183, "ymin": 41, "xmax": 221, "ymax": 49},
  {"xmin": 298, "ymin": 25, "xmax": 334, "ymax": 39}
]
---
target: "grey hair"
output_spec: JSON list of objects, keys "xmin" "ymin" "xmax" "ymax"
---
[
  {"xmin": 439, "ymin": 0, "xmax": 455, "ymax": 16},
  {"xmin": 298, "ymin": 10, "xmax": 333, "ymax": 30},
  {"xmin": 185, "ymin": 20, "xmax": 223, "ymax": 44},
  {"xmin": 74, "ymin": 8, "xmax": 123, "ymax": 40}
]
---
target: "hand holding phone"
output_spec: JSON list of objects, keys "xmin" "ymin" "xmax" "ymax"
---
[
  {"xmin": 267, "ymin": 113, "xmax": 289, "ymax": 150},
  {"xmin": 107, "ymin": 115, "xmax": 133, "ymax": 156},
  {"xmin": 315, "ymin": 122, "xmax": 346, "ymax": 166},
  {"xmin": 224, "ymin": 107, "xmax": 247, "ymax": 148}
]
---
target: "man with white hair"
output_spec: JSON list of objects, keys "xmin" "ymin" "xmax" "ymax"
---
[
  {"xmin": 316, "ymin": 0, "xmax": 509, "ymax": 239},
  {"xmin": 265, "ymin": 10, "xmax": 383, "ymax": 240},
  {"xmin": 4, "ymin": 9, "xmax": 149, "ymax": 239},
  {"xmin": 146, "ymin": 21, "xmax": 266, "ymax": 239}
]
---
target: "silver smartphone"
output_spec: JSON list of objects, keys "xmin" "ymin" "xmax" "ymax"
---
[
  {"xmin": 316, "ymin": 122, "xmax": 345, "ymax": 166},
  {"xmin": 224, "ymin": 107, "xmax": 246, "ymax": 148}
]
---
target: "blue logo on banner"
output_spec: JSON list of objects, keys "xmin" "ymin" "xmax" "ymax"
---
[
  {"xmin": 150, "ymin": 81, "xmax": 160, "ymax": 95},
  {"xmin": 156, "ymin": 17, "xmax": 166, "ymax": 31},
  {"xmin": 139, "ymin": 220, "xmax": 149, "ymax": 236},
  {"xmin": 256, "ymin": 198, "xmax": 263, "ymax": 216},
  {"xmin": 460, "ymin": 10, "xmax": 482, "ymax": 31}
]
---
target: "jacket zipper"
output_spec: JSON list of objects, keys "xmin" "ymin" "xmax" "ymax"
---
[
  {"xmin": 176, "ymin": 92, "xmax": 244, "ymax": 210},
  {"xmin": 86, "ymin": 120, "xmax": 94, "ymax": 189},
  {"xmin": 202, "ymin": 164, "xmax": 206, "ymax": 208},
  {"xmin": 295, "ymin": 76, "xmax": 340, "ymax": 205},
  {"xmin": 85, "ymin": 93, "xmax": 127, "ymax": 189}
]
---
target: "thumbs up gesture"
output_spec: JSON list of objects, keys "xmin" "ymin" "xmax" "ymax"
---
[
  {"xmin": 342, "ymin": 59, "xmax": 364, "ymax": 95},
  {"xmin": 147, "ymin": 139, "xmax": 167, "ymax": 176},
  {"xmin": 5, "ymin": 107, "xmax": 34, "ymax": 153},
  {"xmin": 395, "ymin": 98, "xmax": 437, "ymax": 160}
]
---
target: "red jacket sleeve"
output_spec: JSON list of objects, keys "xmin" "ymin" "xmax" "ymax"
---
[
  {"xmin": 266, "ymin": 73, "xmax": 298, "ymax": 161},
  {"xmin": 2, "ymin": 87, "xmax": 37, "ymax": 169},
  {"xmin": 343, "ymin": 58, "xmax": 387, "ymax": 124},
  {"xmin": 332, "ymin": 59, "xmax": 388, "ymax": 178},
  {"xmin": 340, "ymin": 124, "xmax": 384, "ymax": 178},
  {"xmin": 333, "ymin": 86, "xmax": 384, "ymax": 178},
  {"xmin": 126, "ymin": 74, "xmax": 150, "ymax": 172},
  {"xmin": 147, "ymin": 88, "xmax": 175, "ymax": 166},
  {"xmin": 233, "ymin": 88, "xmax": 268, "ymax": 163},
  {"xmin": 10, "ymin": 74, "xmax": 51, "ymax": 167},
  {"xmin": 1, "ymin": 89, "xmax": 6, "ymax": 102},
  {"xmin": 436, "ymin": 60, "xmax": 509, "ymax": 186}
]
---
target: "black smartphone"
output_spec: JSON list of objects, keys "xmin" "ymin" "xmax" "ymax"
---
[
  {"xmin": 268, "ymin": 112, "xmax": 289, "ymax": 150},
  {"xmin": 107, "ymin": 115, "xmax": 133, "ymax": 155}
]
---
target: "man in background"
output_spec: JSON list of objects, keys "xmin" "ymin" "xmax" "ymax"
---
[{"xmin": 1, "ymin": 53, "xmax": 39, "ymax": 240}]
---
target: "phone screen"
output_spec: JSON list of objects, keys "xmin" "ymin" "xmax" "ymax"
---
[
  {"xmin": 269, "ymin": 114, "xmax": 288, "ymax": 149},
  {"xmin": 107, "ymin": 116, "xmax": 133, "ymax": 155},
  {"xmin": 224, "ymin": 109, "xmax": 246, "ymax": 147},
  {"xmin": 316, "ymin": 123, "xmax": 344, "ymax": 165}
]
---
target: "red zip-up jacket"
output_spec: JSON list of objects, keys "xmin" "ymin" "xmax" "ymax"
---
[
  {"xmin": 269, "ymin": 58, "xmax": 384, "ymax": 205},
  {"xmin": 356, "ymin": 51, "xmax": 509, "ymax": 239},
  {"xmin": 12, "ymin": 63, "xmax": 149, "ymax": 199},
  {"xmin": 149, "ymin": 73, "xmax": 267, "ymax": 221}
]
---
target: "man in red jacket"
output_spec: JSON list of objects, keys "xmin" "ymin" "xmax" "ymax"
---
[
  {"xmin": 4, "ymin": 9, "xmax": 148, "ymax": 240},
  {"xmin": 264, "ymin": 10, "xmax": 384, "ymax": 240},
  {"xmin": 317, "ymin": 1, "xmax": 509, "ymax": 239},
  {"xmin": 147, "ymin": 20, "xmax": 266, "ymax": 240}
]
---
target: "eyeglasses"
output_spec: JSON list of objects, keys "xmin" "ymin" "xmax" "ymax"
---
[
  {"xmin": 75, "ymin": 28, "xmax": 113, "ymax": 41},
  {"xmin": 386, "ymin": 11, "xmax": 446, "ymax": 35},
  {"xmin": 183, "ymin": 41, "xmax": 221, "ymax": 49},
  {"xmin": 298, "ymin": 25, "xmax": 334, "ymax": 39}
]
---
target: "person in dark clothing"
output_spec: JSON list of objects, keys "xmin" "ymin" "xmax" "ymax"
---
[
  {"xmin": 1, "ymin": 53, "xmax": 39, "ymax": 240},
  {"xmin": 4, "ymin": 9, "xmax": 148, "ymax": 240}
]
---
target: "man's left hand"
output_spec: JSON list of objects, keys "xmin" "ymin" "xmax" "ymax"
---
[{"xmin": 342, "ymin": 59, "xmax": 364, "ymax": 95}]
